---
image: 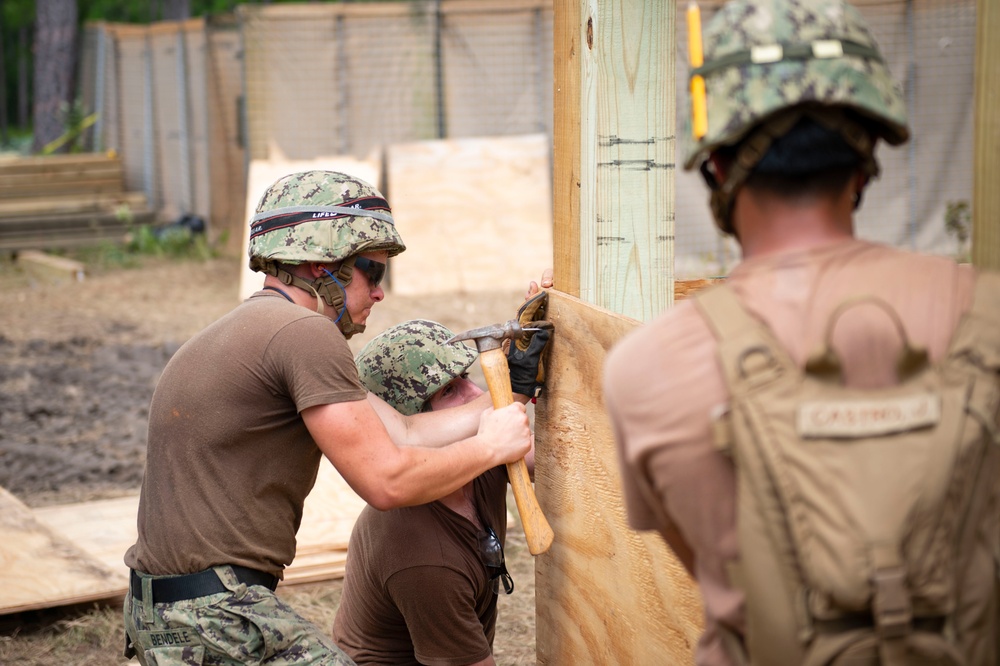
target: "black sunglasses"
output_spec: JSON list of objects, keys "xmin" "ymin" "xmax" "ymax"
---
[
  {"xmin": 353, "ymin": 256, "xmax": 386, "ymax": 288},
  {"xmin": 479, "ymin": 524, "xmax": 514, "ymax": 595}
]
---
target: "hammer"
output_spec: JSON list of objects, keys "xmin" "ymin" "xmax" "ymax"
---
[{"xmin": 449, "ymin": 320, "xmax": 555, "ymax": 555}]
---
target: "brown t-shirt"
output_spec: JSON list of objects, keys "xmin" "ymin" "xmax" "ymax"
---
[
  {"xmin": 124, "ymin": 291, "xmax": 367, "ymax": 578},
  {"xmin": 332, "ymin": 466, "xmax": 509, "ymax": 666},
  {"xmin": 604, "ymin": 239, "xmax": 977, "ymax": 666}
]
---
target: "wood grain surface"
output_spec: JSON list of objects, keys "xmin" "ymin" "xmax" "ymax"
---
[{"xmin": 534, "ymin": 290, "xmax": 704, "ymax": 664}]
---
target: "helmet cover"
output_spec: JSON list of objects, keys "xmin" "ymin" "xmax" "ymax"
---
[
  {"xmin": 355, "ymin": 319, "xmax": 478, "ymax": 415},
  {"xmin": 248, "ymin": 170, "xmax": 405, "ymax": 269},
  {"xmin": 683, "ymin": 0, "xmax": 909, "ymax": 172}
]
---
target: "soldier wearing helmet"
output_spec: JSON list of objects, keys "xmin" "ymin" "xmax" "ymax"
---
[
  {"xmin": 123, "ymin": 170, "xmax": 538, "ymax": 665},
  {"xmin": 334, "ymin": 319, "xmax": 533, "ymax": 665},
  {"xmin": 605, "ymin": 1, "xmax": 992, "ymax": 664}
]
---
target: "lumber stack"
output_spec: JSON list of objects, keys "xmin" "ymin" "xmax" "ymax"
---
[{"xmin": 0, "ymin": 153, "xmax": 156, "ymax": 252}]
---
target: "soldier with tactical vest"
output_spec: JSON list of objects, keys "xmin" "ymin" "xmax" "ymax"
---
[
  {"xmin": 333, "ymin": 318, "xmax": 540, "ymax": 665},
  {"xmin": 123, "ymin": 170, "xmax": 540, "ymax": 665},
  {"xmin": 605, "ymin": 1, "xmax": 1000, "ymax": 664}
]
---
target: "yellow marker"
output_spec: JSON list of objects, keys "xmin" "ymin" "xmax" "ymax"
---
[{"xmin": 687, "ymin": 2, "xmax": 708, "ymax": 140}]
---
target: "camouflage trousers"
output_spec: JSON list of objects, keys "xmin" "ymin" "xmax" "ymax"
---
[{"xmin": 124, "ymin": 565, "xmax": 354, "ymax": 665}]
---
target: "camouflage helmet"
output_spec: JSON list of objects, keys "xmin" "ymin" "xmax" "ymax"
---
[
  {"xmin": 683, "ymin": 0, "xmax": 909, "ymax": 173},
  {"xmin": 248, "ymin": 170, "xmax": 405, "ymax": 269},
  {"xmin": 355, "ymin": 319, "xmax": 478, "ymax": 416}
]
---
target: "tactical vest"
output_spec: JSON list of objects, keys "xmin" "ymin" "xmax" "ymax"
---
[{"xmin": 694, "ymin": 273, "xmax": 1000, "ymax": 665}]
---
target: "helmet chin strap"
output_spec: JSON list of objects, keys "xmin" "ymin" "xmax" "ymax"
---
[
  {"xmin": 258, "ymin": 258, "xmax": 367, "ymax": 339},
  {"xmin": 319, "ymin": 266, "xmax": 367, "ymax": 339}
]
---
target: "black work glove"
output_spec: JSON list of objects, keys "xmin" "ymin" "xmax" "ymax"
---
[{"xmin": 507, "ymin": 290, "xmax": 554, "ymax": 399}]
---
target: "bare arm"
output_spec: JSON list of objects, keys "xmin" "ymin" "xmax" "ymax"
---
[
  {"xmin": 366, "ymin": 390, "xmax": 496, "ymax": 448},
  {"xmin": 366, "ymin": 377, "xmax": 531, "ymax": 449},
  {"xmin": 303, "ymin": 398, "xmax": 530, "ymax": 510}
]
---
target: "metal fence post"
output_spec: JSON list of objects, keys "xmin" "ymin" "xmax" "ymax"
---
[
  {"xmin": 177, "ymin": 27, "xmax": 193, "ymax": 215},
  {"xmin": 143, "ymin": 32, "xmax": 158, "ymax": 210}
]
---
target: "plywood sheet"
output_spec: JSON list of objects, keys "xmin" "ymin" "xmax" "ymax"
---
[
  {"xmin": 33, "ymin": 495, "xmax": 137, "ymax": 583},
  {"xmin": 13, "ymin": 458, "xmax": 366, "ymax": 615},
  {"xmin": 533, "ymin": 290, "xmax": 704, "ymax": 664},
  {"xmin": 237, "ymin": 155, "xmax": 383, "ymax": 302},
  {"xmin": 0, "ymin": 487, "xmax": 124, "ymax": 614},
  {"xmin": 385, "ymin": 134, "xmax": 553, "ymax": 296}
]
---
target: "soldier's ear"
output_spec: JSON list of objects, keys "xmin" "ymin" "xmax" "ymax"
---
[{"xmin": 708, "ymin": 153, "xmax": 730, "ymax": 183}]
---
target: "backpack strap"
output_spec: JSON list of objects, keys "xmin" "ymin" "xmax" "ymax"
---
[
  {"xmin": 694, "ymin": 283, "xmax": 798, "ymax": 397},
  {"xmin": 694, "ymin": 284, "xmax": 811, "ymax": 661}
]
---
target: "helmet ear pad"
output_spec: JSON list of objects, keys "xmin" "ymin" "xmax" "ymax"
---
[
  {"xmin": 258, "ymin": 258, "xmax": 367, "ymax": 339},
  {"xmin": 313, "ymin": 258, "xmax": 369, "ymax": 339}
]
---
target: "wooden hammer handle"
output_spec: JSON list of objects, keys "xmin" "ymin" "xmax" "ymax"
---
[{"xmin": 479, "ymin": 346, "xmax": 554, "ymax": 556}]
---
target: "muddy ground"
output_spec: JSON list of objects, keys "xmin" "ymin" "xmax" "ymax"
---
[{"xmin": 0, "ymin": 253, "xmax": 537, "ymax": 664}]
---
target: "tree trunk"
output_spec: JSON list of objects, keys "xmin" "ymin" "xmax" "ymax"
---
[
  {"xmin": 162, "ymin": 0, "xmax": 192, "ymax": 21},
  {"xmin": 32, "ymin": 0, "xmax": 78, "ymax": 153},
  {"xmin": 0, "ymin": 13, "xmax": 9, "ymax": 146},
  {"xmin": 17, "ymin": 26, "xmax": 29, "ymax": 128}
]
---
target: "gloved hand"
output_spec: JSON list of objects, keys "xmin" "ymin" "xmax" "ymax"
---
[{"xmin": 507, "ymin": 290, "xmax": 554, "ymax": 399}]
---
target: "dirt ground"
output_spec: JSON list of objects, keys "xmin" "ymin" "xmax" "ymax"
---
[{"xmin": 0, "ymin": 252, "xmax": 537, "ymax": 664}]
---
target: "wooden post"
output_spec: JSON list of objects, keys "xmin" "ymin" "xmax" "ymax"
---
[
  {"xmin": 552, "ymin": 0, "xmax": 582, "ymax": 298},
  {"xmin": 537, "ymin": 1, "xmax": 703, "ymax": 663},
  {"xmin": 552, "ymin": 0, "xmax": 675, "ymax": 321},
  {"xmin": 973, "ymin": 0, "xmax": 1000, "ymax": 269}
]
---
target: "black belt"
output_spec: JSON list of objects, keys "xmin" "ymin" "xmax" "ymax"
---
[{"xmin": 130, "ymin": 566, "xmax": 279, "ymax": 604}]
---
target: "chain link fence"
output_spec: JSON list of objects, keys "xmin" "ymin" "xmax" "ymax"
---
[
  {"xmin": 79, "ymin": 0, "xmax": 974, "ymax": 276},
  {"xmin": 238, "ymin": 0, "xmax": 552, "ymax": 161}
]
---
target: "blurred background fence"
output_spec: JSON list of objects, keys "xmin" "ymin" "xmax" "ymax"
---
[{"xmin": 77, "ymin": 0, "xmax": 975, "ymax": 278}]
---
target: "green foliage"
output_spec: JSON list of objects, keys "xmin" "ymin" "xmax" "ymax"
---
[
  {"xmin": 69, "ymin": 223, "xmax": 222, "ymax": 272},
  {"xmin": 944, "ymin": 199, "xmax": 971, "ymax": 262},
  {"xmin": 40, "ymin": 98, "xmax": 97, "ymax": 154},
  {"xmin": 0, "ymin": 0, "xmax": 34, "ymax": 31}
]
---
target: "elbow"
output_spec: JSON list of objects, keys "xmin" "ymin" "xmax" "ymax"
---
[{"xmin": 363, "ymin": 479, "xmax": 411, "ymax": 511}]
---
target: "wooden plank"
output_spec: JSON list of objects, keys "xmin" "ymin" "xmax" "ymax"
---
[
  {"xmin": 0, "ymin": 177, "xmax": 125, "ymax": 200},
  {"xmin": 555, "ymin": 0, "xmax": 675, "ymax": 321},
  {"xmin": 0, "ymin": 153, "xmax": 118, "ymax": 175},
  {"xmin": 552, "ymin": 0, "xmax": 582, "ymax": 297},
  {"xmin": 0, "ymin": 228, "xmax": 142, "ymax": 253},
  {"xmin": 385, "ymin": 134, "xmax": 553, "ymax": 296},
  {"xmin": 0, "ymin": 162, "xmax": 121, "ymax": 181},
  {"xmin": 0, "ymin": 209, "xmax": 145, "ymax": 232},
  {"xmin": 534, "ymin": 289, "xmax": 703, "ymax": 664},
  {"xmin": 973, "ymin": 0, "xmax": 1000, "ymax": 269},
  {"xmin": 0, "ymin": 487, "xmax": 124, "ymax": 615},
  {"xmin": 15, "ymin": 251, "xmax": 87, "ymax": 282},
  {"xmin": 0, "ymin": 192, "xmax": 148, "ymax": 217},
  {"xmin": 33, "ymin": 496, "xmax": 138, "ymax": 580}
]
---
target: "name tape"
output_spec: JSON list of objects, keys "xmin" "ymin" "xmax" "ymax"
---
[{"xmin": 798, "ymin": 393, "xmax": 941, "ymax": 438}]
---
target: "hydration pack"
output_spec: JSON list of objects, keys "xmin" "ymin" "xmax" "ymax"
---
[{"xmin": 694, "ymin": 274, "xmax": 1000, "ymax": 665}]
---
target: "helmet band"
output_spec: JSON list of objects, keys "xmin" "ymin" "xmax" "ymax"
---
[
  {"xmin": 690, "ymin": 38, "xmax": 883, "ymax": 80},
  {"xmin": 250, "ymin": 199, "xmax": 394, "ymax": 243}
]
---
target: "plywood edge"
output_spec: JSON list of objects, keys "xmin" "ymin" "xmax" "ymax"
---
[{"xmin": 0, "ymin": 487, "xmax": 126, "ymax": 616}]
